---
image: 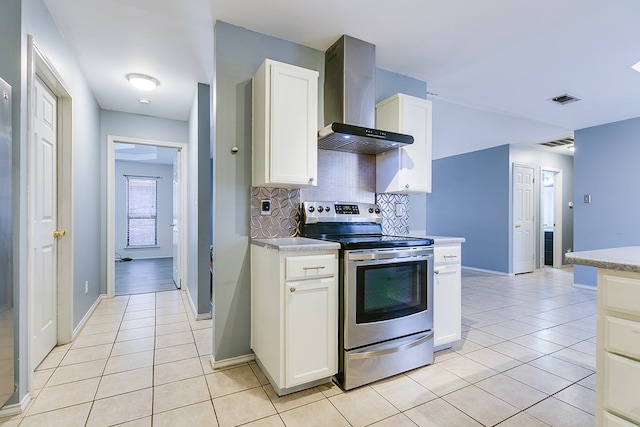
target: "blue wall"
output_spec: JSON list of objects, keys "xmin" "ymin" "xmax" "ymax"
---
[
  {"xmin": 427, "ymin": 145, "xmax": 510, "ymax": 272},
  {"xmin": 573, "ymin": 117, "xmax": 640, "ymax": 286}
]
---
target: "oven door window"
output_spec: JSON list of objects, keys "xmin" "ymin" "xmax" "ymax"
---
[{"xmin": 355, "ymin": 260, "xmax": 427, "ymax": 324}]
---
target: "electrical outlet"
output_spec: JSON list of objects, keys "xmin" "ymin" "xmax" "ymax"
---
[
  {"xmin": 84, "ymin": 281, "xmax": 89, "ymax": 294},
  {"xmin": 583, "ymin": 194, "xmax": 591, "ymax": 204},
  {"xmin": 260, "ymin": 199, "xmax": 272, "ymax": 216},
  {"xmin": 394, "ymin": 203, "xmax": 406, "ymax": 217}
]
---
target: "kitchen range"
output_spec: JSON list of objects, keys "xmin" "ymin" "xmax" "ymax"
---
[{"xmin": 302, "ymin": 201, "xmax": 435, "ymax": 390}]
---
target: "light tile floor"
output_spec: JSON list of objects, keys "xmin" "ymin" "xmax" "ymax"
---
[{"xmin": 0, "ymin": 267, "xmax": 597, "ymax": 426}]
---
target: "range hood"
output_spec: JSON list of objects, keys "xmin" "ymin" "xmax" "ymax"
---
[{"xmin": 318, "ymin": 35, "xmax": 414, "ymax": 155}]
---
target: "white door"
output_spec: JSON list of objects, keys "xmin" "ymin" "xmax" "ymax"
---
[
  {"xmin": 513, "ymin": 165, "xmax": 535, "ymax": 274},
  {"xmin": 32, "ymin": 76, "xmax": 58, "ymax": 367},
  {"xmin": 172, "ymin": 152, "xmax": 181, "ymax": 288}
]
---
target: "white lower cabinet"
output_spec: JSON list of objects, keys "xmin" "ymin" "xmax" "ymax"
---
[
  {"xmin": 251, "ymin": 245, "xmax": 337, "ymax": 395},
  {"xmin": 433, "ymin": 243, "xmax": 462, "ymax": 349},
  {"xmin": 597, "ymin": 269, "xmax": 640, "ymax": 426}
]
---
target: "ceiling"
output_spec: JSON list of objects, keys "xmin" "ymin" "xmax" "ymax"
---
[{"xmin": 42, "ymin": 0, "xmax": 640, "ymax": 147}]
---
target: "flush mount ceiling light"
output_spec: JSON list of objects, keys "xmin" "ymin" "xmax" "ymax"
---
[
  {"xmin": 632, "ymin": 61, "xmax": 640, "ymax": 73},
  {"xmin": 126, "ymin": 73, "xmax": 160, "ymax": 91}
]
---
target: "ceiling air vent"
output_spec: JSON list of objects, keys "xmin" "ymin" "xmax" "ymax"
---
[
  {"xmin": 549, "ymin": 94, "xmax": 580, "ymax": 105},
  {"xmin": 538, "ymin": 137, "xmax": 574, "ymax": 148}
]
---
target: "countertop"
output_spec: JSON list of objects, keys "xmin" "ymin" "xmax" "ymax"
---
[
  {"xmin": 565, "ymin": 246, "xmax": 640, "ymax": 273},
  {"xmin": 250, "ymin": 237, "xmax": 340, "ymax": 252},
  {"xmin": 408, "ymin": 235, "xmax": 466, "ymax": 245}
]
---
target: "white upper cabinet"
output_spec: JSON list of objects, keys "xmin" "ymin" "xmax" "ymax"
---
[
  {"xmin": 252, "ymin": 59, "xmax": 319, "ymax": 188},
  {"xmin": 375, "ymin": 93, "xmax": 432, "ymax": 193}
]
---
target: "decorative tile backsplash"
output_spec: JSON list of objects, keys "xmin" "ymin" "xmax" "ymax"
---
[
  {"xmin": 376, "ymin": 193, "xmax": 410, "ymax": 235},
  {"xmin": 250, "ymin": 187, "xmax": 301, "ymax": 239},
  {"xmin": 250, "ymin": 151, "xmax": 413, "ymax": 238}
]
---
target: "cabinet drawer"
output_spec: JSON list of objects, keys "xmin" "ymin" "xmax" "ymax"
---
[
  {"xmin": 604, "ymin": 352, "xmax": 640, "ymax": 423},
  {"xmin": 605, "ymin": 316, "xmax": 640, "ymax": 361},
  {"xmin": 434, "ymin": 245, "xmax": 461, "ymax": 264},
  {"xmin": 286, "ymin": 254, "xmax": 336, "ymax": 281},
  {"xmin": 602, "ymin": 273, "xmax": 640, "ymax": 316},
  {"xmin": 604, "ymin": 412, "xmax": 639, "ymax": 427}
]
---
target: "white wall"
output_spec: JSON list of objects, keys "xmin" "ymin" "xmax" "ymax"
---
[
  {"xmin": 431, "ymin": 97, "xmax": 572, "ymax": 160},
  {"xmin": 114, "ymin": 161, "xmax": 174, "ymax": 259}
]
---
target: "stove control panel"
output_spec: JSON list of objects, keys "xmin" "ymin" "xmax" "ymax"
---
[{"xmin": 302, "ymin": 201, "xmax": 382, "ymax": 224}]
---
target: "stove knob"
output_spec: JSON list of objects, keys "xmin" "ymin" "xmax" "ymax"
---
[
  {"xmin": 325, "ymin": 206, "xmax": 331, "ymax": 212},
  {"xmin": 375, "ymin": 208, "xmax": 381, "ymax": 214},
  {"xmin": 317, "ymin": 206, "xmax": 324, "ymax": 212},
  {"xmin": 368, "ymin": 208, "xmax": 374, "ymax": 213},
  {"xmin": 308, "ymin": 206, "xmax": 315, "ymax": 213}
]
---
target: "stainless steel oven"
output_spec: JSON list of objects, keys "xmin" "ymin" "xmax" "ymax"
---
[{"xmin": 302, "ymin": 201, "xmax": 435, "ymax": 390}]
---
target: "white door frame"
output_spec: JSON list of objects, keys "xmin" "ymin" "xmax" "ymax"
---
[
  {"xmin": 106, "ymin": 136, "xmax": 188, "ymax": 297},
  {"xmin": 540, "ymin": 167, "xmax": 563, "ymax": 268},
  {"xmin": 27, "ymin": 37, "xmax": 74, "ymax": 381}
]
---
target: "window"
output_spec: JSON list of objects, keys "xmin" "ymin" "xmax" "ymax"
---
[{"xmin": 126, "ymin": 176, "xmax": 158, "ymax": 247}]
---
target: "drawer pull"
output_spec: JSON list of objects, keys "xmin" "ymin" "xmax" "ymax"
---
[
  {"xmin": 303, "ymin": 266, "xmax": 326, "ymax": 270},
  {"xmin": 443, "ymin": 255, "xmax": 458, "ymax": 259}
]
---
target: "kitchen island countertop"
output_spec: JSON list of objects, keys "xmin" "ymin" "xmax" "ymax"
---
[
  {"xmin": 565, "ymin": 246, "xmax": 640, "ymax": 273},
  {"xmin": 250, "ymin": 237, "xmax": 340, "ymax": 252}
]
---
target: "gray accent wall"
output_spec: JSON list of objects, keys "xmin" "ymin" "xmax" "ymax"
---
[
  {"xmin": 212, "ymin": 22, "xmax": 429, "ymax": 362},
  {"xmin": 2, "ymin": 0, "xmax": 102, "ymax": 404},
  {"xmin": 212, "ymin": 21, "xmax": 323, "ymax": 361},
  {"xmin": 573, "ymin": 117, "xmax": 640, "ymax": 287},
  {"xmin": 427, "ymin": 145, "xmax": 511, "ymax": 273},
  {"xmin": 187, "ymin": 83, "xmax": 212, "ymax": 316}
]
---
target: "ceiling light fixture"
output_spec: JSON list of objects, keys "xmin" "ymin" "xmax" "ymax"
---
[
  {"xmin": 138, "ymin": 98, "xmax": 151, "ymax": 105},
  {"xmin": 126, "ymin": 73, "xmax": 160, "ymax": 91},
  {"xmin": 632, "ymin": 61, "xmax": 640, "ymax": 73}
]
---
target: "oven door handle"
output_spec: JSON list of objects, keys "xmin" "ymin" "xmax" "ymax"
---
[
  {"xmin": 348, "ymin": 331, "xmax": 434, "ymax": 360},
  {"xmin": 348, "ymin": 249, "xmax": 432, "ymax": 261}
]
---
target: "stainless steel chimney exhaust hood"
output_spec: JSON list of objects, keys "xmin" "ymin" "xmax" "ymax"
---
[{"xmin": 318, "ymin": 35, "xmax": 413, "ymax": 155}]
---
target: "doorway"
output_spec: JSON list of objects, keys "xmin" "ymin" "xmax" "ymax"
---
[
  {"xmin": 107, "ymin": 136, "xmax": 187, "ymax": 297},
  {"xmin": 540, "ymin": 168, "xmax": 563, "ymax": 268}
]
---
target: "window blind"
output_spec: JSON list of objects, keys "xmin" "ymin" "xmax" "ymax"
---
[{"xmin": 126, "ymin": 176, "xmax": 158, "ymax": 247}]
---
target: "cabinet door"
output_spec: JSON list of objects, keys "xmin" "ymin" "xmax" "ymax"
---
[
  {"xmin": 433, "ymin": 263, "xmax": 461, "ymax": 347},
  {"xmin": 285, "ymin": 277, "xmax": 337, "ymax": 387},
  {"xmin": 376, "ymin": 94, "xmax": 432, "ymax": 193},
  {"xmin": 398, "ymin": 95, "xmax": 432, "ymax": 193},
  {"xmin": 270, "ymin": 62, "xmax": 318, "ymax": 186}
]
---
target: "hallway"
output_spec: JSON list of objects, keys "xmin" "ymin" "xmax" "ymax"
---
[{"xmin": 0, "ymin": 268, "xmax": 596, "ymax": 426}]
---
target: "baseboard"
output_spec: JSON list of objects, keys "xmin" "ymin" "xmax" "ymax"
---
[
  {"xmin": 72, "ymin": 294, "xmax": 105, "ymax": 340},
  {"xmin": 210, "ymin": 353, "xmax": 255, "ymax": 370},
  {"xmin": 461, "ymin": 266, "xmax": 511, "ymax": 276},
  {"xmin": 572, "ymin": 282, "xmax": 597, "ymax": 291},
  {"xmin": 186, "ymin": 288, "xmax": 212, "ymax": 320},
  {"xmin": 0, "ymin": 393, "xmax": 31, "ymax": 418}
]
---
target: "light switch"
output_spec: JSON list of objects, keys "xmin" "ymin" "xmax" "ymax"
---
[{"xmin": 583, "ymin": 194, "xmax": 591, "ymax": 204}]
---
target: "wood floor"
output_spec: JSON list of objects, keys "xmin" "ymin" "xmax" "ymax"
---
[{"xmin": 115, "ymin": 257, "xmax": 177, "ymax": 295}]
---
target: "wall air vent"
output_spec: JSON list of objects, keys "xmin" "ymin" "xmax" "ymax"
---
[
  {"xmin": 538, "ymin": 137, "xmax": 574, "ymax": 148},
  {"xmin": 549, "ymin": 94, "xmax": 580, "ymax": 105}
]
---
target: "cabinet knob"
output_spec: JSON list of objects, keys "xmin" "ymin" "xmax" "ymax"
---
[
  {"xmin": 290, "ymin": 287, "xmax": 296, "ymax": 293},
  {"xmin": 405, "ymin": 184, "xmax": 410, "ymax": 189},
  {"xmin": 309, "ymin": 177, "xmax": 314, "ymax": 182},
  {"xmin": 434, "ymin": 270, "xmax": 440, "ymax": 275}
]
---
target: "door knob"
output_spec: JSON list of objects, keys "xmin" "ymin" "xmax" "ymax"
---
[{"xmin": 53, "ymin": 230, "xmax": 66, "ymax": 238}]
